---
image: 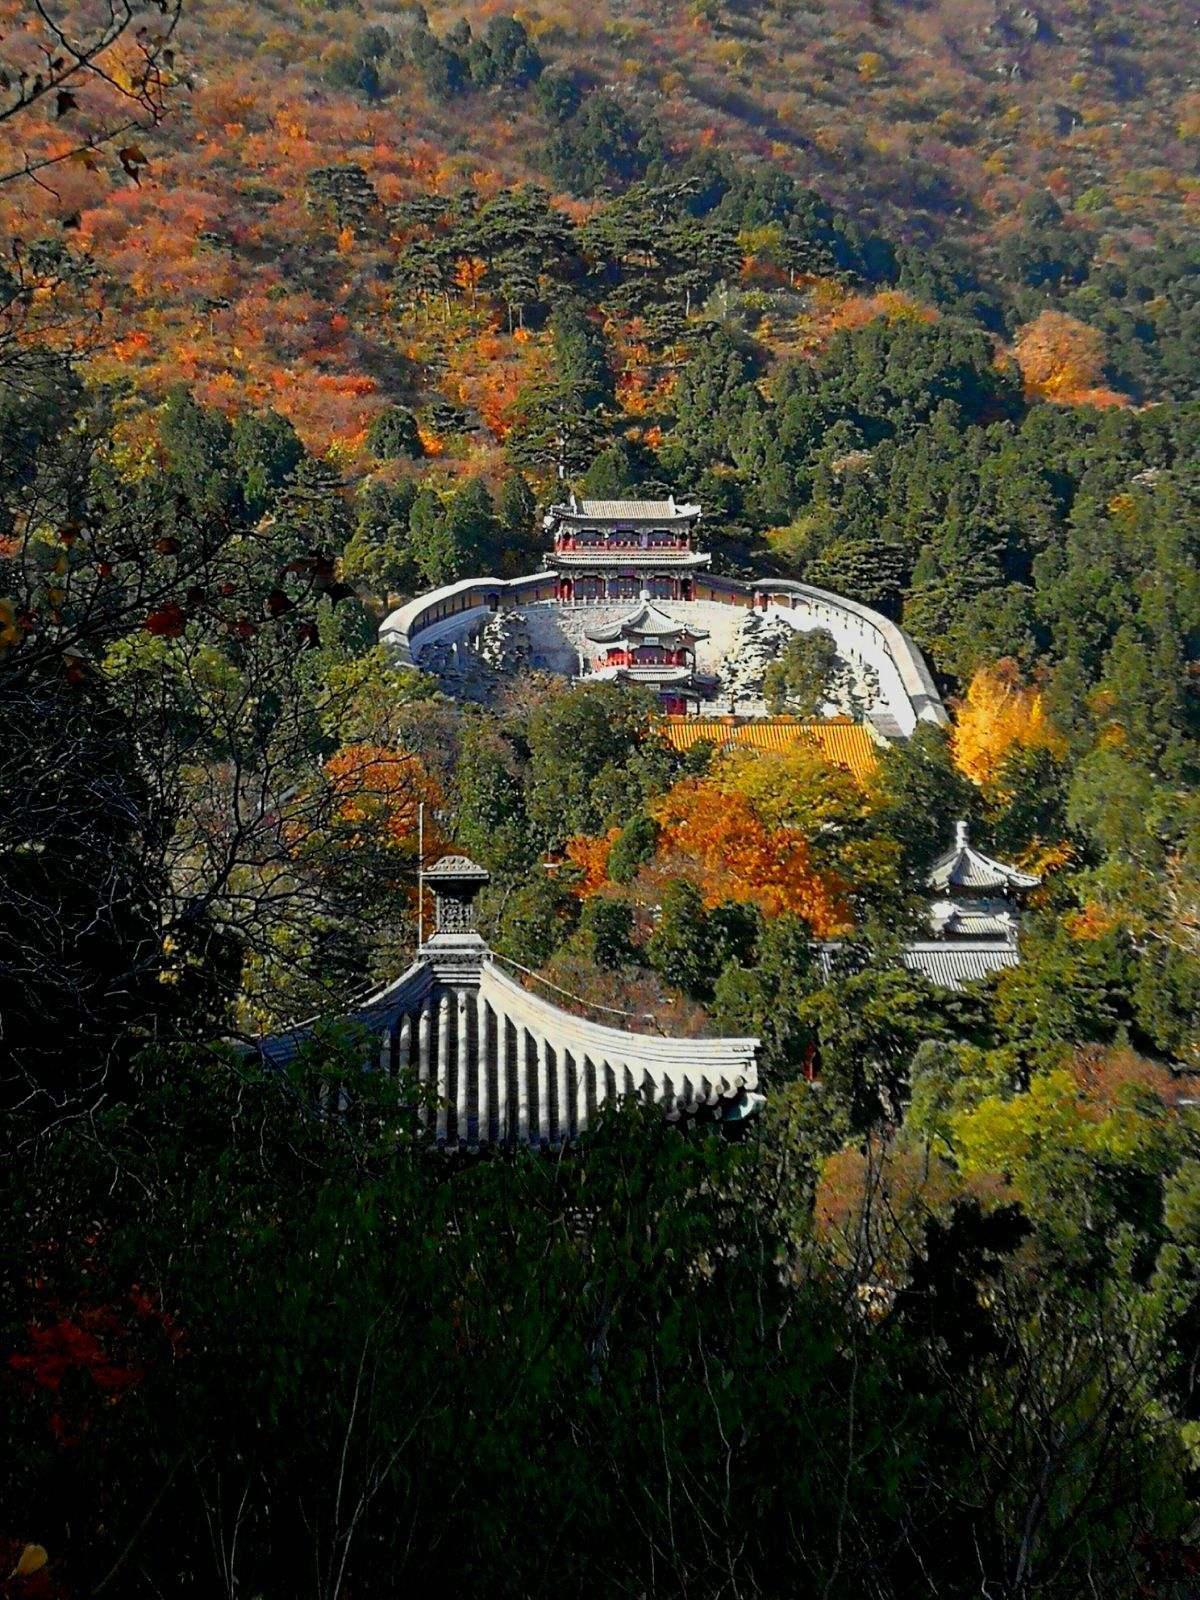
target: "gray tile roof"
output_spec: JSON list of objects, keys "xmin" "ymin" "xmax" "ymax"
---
[
  {"xmin": 577, "ymin": 498, "xmax": 699, "ymax": 519},
  {"xmin": 550, "ymin": 497, "xmax": 702, "ymax": 521},
  {"xmin": 932, "ymin": 908, "xmax": 1015, "ymax": 939},
  {"xmin": 817, "ymin": 939, "xmax": 1021, "ymax": 992},
  {"xmin": 585, "ymin": 601, "xmax": 710, "ymax": 644},
  {"xmin": 928, "ymin": 822, "xmax": 1041, "ymax": 894},
  {"xmin": 901, "ymin": 942, "xmax": 1020, "ymax": 990},
  {"xmin": 254, "ymin": 945, "xmax": 761, "ymax": 1147},
  {"xmin": 258, "ymin": 962, "xmax": 434, "ymax": 1071},
  {"xmin": 550, "ymin": 548, "xmax": 710, "ymax": 567}
]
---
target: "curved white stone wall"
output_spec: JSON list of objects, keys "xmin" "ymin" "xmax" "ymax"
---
[
  {"xmin": 740, "ymin": 578, "xmax": 946, "ymax": 734},
  {"xmin": 379, "ymin": 570, "xmax": 947, "ymax": 737}
]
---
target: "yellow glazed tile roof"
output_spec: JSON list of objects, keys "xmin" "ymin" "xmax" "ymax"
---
[{"xmin": 660, "ymin": 717, "xmax": 879, "ymax": 785}]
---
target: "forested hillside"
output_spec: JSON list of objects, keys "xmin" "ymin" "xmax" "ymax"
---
[
  {"xmin": 2, "ymin": 2, "xmax": 1200, "ymax": 1595},
  {"xmin": 1, "ymin": 0, "xmax": 1198, "ymax": 450}
]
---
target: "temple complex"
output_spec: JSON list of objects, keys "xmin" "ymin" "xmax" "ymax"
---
[
  {"xmin": 382, "ymin": 490, "xmax": 947, "ymax": 732},
  {"xmin": 258, "ymin": 489, "xmax": 1050, "ymax": 1144},
  {"xmin": 545, "ymin": 494, "xmax": 708, "ymax": 604},
  {"xmin": 382, "ymin": 555, "xmax": 947, "ymax": 736},
  {"xmin": 260, "ymin": 856, "xmax": 762, "ymax": 1150}
]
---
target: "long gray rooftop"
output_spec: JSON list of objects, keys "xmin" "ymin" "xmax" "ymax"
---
[
  {"xmin": 258, "ymin": 854, "xmax": 761, "ymax": 1148},
  {"xmin": 550, "ymin": 497, "xmax": 702, "ymax": 521}
]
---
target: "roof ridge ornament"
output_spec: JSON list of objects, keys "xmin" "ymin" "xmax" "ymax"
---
[{"xmin": 424, "ymin": 854, "xmax": 490, "ymax": 940}]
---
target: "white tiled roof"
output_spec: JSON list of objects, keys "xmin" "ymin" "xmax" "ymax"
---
[
  {"xmin": 593, "ymin": 665, "xmax": 699, "ymax": 685},
  {"xmin": 928, "ymin": 822, "xmax": 1041, "ymax": 894},
  {"xmin": 551, "ymin": 549, "xmax": 710, "ymax": 567},
  {"xmin": 257, "ymin": 854, "xmax": 761, "ymax": 1147},
  {"xmin": 936, "ymin": 910, "xmax": 1013, "ymax": 939},
  {"xmin": 260, "ymin": 957, "xmax": 760, "ymax": 1147},
  {"xmin": 572, "ymin": 498, "xmax": 699, "ymax": 519},
  {"xmin": 901, "ymin": 943, "xmax": 1021, "ymax": 990}
]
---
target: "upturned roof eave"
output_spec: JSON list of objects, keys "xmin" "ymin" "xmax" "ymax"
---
[
  {"xmin": 549, "ymin": 550, "xmax": 711, "ymax": 568},
  {"xmin": 927, "ymin": 845, "xmax": 1041, "ymax": 892}
]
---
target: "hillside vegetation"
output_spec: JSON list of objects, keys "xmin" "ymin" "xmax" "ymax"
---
[
  {"xmin": 0, "ymin": 0, "xmax": 1197, "ymax": 454},
  {"xmin": 2, "ymin": 4, "xmax": 1200, "ymax": 1595}
]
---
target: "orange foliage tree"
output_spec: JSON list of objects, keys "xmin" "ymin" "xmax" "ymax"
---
[
  {"xmin": 650, "ymin": 778, "xmax": 850, "ymax": 934},
  {"xmin": 324, "ymin": 743, "xmax": 441, "ymax": 853},
  {"xmin": 321, "ymin": 743, "xmax": 445, "ymax": 933},
  {"xmin": 951, "ymin": 659, "xmax": 1065, "ymax": 789},
  {"xmin": 827, "ymin": 288, "xmax": 937, "ymax": 335},
  {"xmin": 565, "ymin": 828, "xmax": 619, "ymax": 895},
  {"xmin": 1012, "ymin": 310, "xmax": 1130, "ymax": 408}
]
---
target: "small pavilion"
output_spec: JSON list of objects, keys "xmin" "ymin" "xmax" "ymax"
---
[
  {"xmin": 584, "ymin": 600, "xmax": 715, "ymax": 713},
  {"xmin": 903, "ymin": 821, "xmax": 1042, "ymax": 989},
  {"xmin": 818, "ymin": 821, "xmax": 1042, "ymax": 993}
]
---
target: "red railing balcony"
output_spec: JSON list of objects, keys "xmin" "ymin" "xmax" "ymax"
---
[
  {"xmin": 556, "ymin": 537, "xmax": 691, "ymax": 553},
  {"xmin": 598, "ymin": 648, "xmax": 689, "ymax": 668}
]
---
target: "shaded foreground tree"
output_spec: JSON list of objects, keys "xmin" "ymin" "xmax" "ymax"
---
[
  {"xmin": 0, "ymin": 378, "xmax": 434, "ymax": 1114},
  {"xmin": 2, "ymin": 1049, "xmax": 1194, "ymax": 1598}
]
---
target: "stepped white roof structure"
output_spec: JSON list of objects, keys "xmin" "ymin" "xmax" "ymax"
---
[
  {"xmin": 928, "ymin": 821, "xmax": 1041, "ymax": 895},
  {"xmin": 259, "ymin": 856, "xmax": 762, "ymax": 1149},
  {"xmin": 547, "ymin": 494, "xmax": 702, "ymax": 525},
  {"xmin": 544, "ymin": 495, "xmax": 712, "ymax": 594}
]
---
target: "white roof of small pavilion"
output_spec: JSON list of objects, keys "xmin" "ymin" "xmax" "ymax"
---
[
  {"xmin": 585, "ymin": 601, "xmax": 710, "ymax": 646},
  {"xmin": 928, "ymin": 821, "xmax": 1041, "ymax": 894},
  {"xmin": 930, "ymin": 904, "xmax": 1016, "ymax": 940},
  {"xmin": 547, "ymin": 494, "xmax": 702, "ymax": 524}
]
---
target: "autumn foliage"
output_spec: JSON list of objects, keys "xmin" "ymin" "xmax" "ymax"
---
[
  {"xmin": 564, "ymin": 741, "xmax": 870, "ymax": 933},
  {"xmin": 951, "ymin": 659, "xmax": 1065, "ymax": 788},
  {"xmin": 565, "ymin": 828, "xmax": 619, "ymax": 894},
  {"xmin": 324, "ymin": 743, "xmax": 441, "ymax": 851},
  {"xmin": 1012, "ymin": 311, "xmax": 1130, "ymax": 409},
  {"xmin": 650, "ymin": 778, "xmax": 850, "ymax": 933}
]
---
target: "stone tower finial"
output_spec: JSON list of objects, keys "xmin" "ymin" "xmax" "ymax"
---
[
  {"xmin": 955, "ymin": 819, "xmax": 970, "ymax": 851},
  {"xmin": 423, "ymin": 854, "xmax": 490, "ymax": 937}
]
